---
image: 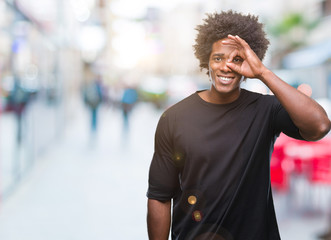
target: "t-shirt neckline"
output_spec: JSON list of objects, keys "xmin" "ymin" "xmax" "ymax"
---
[{"xmin": 194, "ymin": 89, "xmax": 247, "ymax": 108}]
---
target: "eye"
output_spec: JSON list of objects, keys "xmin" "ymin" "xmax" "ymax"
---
[
  {"xmin": 214, "ymin": 57, "xmax": 222, "ymax": 62},
  {"xmin": 233, "ymin": 57, "xmax": 243, "ymax": 63}
]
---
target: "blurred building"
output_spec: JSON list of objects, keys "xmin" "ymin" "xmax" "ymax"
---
[
  {"xmin": 280, "ymin": 0, "xmax": 331, "ymax": 99},
  {"xmin": 0, "ymin": 0, "xmax": 109, "ymax": 199},
  {"xmin": 0, "ymin": 0, "xmax": 330, "ymax": 201}
]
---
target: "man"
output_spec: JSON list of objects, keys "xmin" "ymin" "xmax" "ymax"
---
[{"xmin": 146, "ymin": 11, "xmax": 331, "ymax": 240}]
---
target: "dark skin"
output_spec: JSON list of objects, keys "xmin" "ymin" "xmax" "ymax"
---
[
  {"xmin": 147, "ymin": 199, "xmax": 171, "ymax": 240},
  {"xmin": 222, "ymin": 34, "xmax": 330, "ymax": 141},
  {"xmin": 147, "ymin": 35, "xmax": 331, "ymax": 240}
]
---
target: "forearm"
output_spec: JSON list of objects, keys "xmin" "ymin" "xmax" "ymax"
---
[
  {"xmin": 147, "ymin": 199, "xmax": 171, "ymax": 240},
  {"xmin": 260, "ymin": 69, "xmax": 331, "ymax": 141}
]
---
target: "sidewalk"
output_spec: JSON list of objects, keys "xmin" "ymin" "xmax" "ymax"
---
[
  {"xmin": 0, "ymin": 102, "xmax": 160, "ymax": 240},
  {"xmin": 0, "ymin": 102, "xmax": 329, "ymax": 240}
]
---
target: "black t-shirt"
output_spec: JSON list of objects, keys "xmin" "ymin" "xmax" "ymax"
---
[{"xmin": 147, "ymin": 89, "xmax": 303, "ymax": 240}]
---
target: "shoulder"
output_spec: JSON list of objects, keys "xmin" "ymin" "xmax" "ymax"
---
[
  {"xmin": 163, "ymin": 92, "xmax": 198, "ymax": 116},
  {"xmin": 241, "ymin": 89, "xmax": 278, "ymax": 106},
  {"xmin": 156, "ymin": 92, "xmax": 199, "ymax": 132}
]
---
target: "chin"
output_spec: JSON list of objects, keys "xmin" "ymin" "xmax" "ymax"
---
[{"xmin": 213, "ymin": 85, "xmax": 237, "ymax": 94}]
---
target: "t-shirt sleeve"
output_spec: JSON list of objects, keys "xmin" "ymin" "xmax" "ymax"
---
[
  {"xmin": 272, "ymin": 98, "xmax": 304, "ymax": 140},
  {"xmin": 147, "ymin": 111, "xmax": 180, "ymax": 201}
]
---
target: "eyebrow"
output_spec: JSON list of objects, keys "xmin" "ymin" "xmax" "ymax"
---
[{"xmin": 211, "ymin": 53, "xmax": 225, "ymax": 57}]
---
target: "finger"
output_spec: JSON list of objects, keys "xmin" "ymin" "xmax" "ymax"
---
[
  {"xmin": 226, "ymin": 35, "xmax": 242, "ymax": 47},
  {"xmin": 221, "ymin": 38, "xmax": 240, "ymax": 48},
  {"xmin": 227, "ymin": 49, "xmax": 242, "ymax": 63},
  {"xmin": 223, "ymin": 35, "xmax": 248, "ymax": 52},
  {"xmin": 232, "ymin": 35, "xmax": 261, "ymax": 61},
  {"xmin": 221, "ymin": 41, "xmax": 239, "ymax": 48},
  {"xmin": 233, "ymin": 35, "xmax": 251, "ymax": 49},
  {"xmin": 227, "ymin": 34, "xmax": 237, "ymax": 41},
  {"xmin": 226, "ymin": 62, "xmax": 241, "ymax": 74},
  {"xmin": 227, "ymin": 35, "xmax": 252, "ymax": 54}
]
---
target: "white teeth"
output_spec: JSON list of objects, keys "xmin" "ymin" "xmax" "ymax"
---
[{"xmin": 218, "ymin": 76, "xmax": 232, "ymax": 81}]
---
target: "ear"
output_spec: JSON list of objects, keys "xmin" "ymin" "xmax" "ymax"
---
[{"xmin": 297, "ymin": 83, "xmax": 312, "ymax": 97}]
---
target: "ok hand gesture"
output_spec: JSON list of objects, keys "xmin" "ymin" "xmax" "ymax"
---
[{"xmin": 222, "ymin": 35, "xmax": 268, "ymax": 80}]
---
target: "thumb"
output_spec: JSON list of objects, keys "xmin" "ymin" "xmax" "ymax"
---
[{"xmin": 226, "ymin": 62, "xmax": 241, "ymax": 74}]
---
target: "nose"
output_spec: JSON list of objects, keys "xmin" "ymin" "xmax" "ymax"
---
[{"xmin": 219, "ymin": 60, "xmax": 232, "ymax": 73}]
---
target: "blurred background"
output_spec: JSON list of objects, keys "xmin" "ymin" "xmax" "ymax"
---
[{"xmin": 0, "ymin": 0, "xmax": 330, "ymax": 239}]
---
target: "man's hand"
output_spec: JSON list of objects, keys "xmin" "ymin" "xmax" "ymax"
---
[
  {"xmin": 224, "ymin": 35, "xmax": 330, "ymax": 140},
  {"xmin": 222, "ymin": 34, "xmax": 268, "ymax": 79}
]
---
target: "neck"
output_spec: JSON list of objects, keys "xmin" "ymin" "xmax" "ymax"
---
[{"xmin": 201, "ymin": 88, "xmax": 241, "ymax": 104}]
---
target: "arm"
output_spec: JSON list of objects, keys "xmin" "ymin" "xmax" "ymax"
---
[
  {"xmin": 147, "ymin": 199, "xmax": 171, "ymax": 240},
  {"xmin": 258, "ymin": 69, "xmax": 330, "ymax": 140},
  {"xmin": 224, "ymin": 35, "xmax": 331, "ymax": 141}
]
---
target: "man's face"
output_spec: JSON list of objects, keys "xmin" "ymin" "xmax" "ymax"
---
[{"xmin": 208, "ymin": 38, "xmax": 244, "ymax": 98}]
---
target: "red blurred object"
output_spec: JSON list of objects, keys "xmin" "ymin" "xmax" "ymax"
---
[
  {"xmin": 270, "ymin": 133, "xmax": 331, "ymax": 191},
  {"xmin": 270, "ymin": 135, "xmax": 290, "ymax": 191},
  {"xmin": 311, "ymin": 156, "xmax": 331, "ymax": 183}
]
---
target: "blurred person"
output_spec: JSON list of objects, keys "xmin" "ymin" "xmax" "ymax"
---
[
  {"xmin": 6, "ymin": 78, "xmax": 31, "ymax": 144},
  {"xmin": 146, "ymin": 11, "xmax": 331, "ymax": 240},
  {"xmin": 121, "ymin": 86, "xmax": 138, "ymax": 130},
  {"xmin": 83, "ymin": 75, "xmax": 104, "ymax": 136}
]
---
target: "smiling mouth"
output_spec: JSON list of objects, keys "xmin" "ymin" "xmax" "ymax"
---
[{"xmin": 216, "ymin": 76, "xmax": 233, "ymax": 84}]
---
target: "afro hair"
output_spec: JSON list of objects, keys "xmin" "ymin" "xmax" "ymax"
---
[{"xmin": 193, "ymin": 10, "xmax": 270, "ymax": 73}]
